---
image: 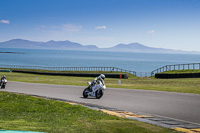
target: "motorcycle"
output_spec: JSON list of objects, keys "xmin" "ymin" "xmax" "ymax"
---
[
  {"xmin": 1, "ymin": 78, "xmax": 7, "ymax": 89},
  {"xmin": 83, "ymin": 80, "xmax": 106, "ymax": 99}
]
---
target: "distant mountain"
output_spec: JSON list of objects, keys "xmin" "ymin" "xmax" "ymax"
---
[
  {"xmin": 108, "ymin": 43, "xmax": 154, "ymax": 52},
  {"xmin": 0, "ymin": 39, "xmax": 199, "ymax": 54},
  {"xmin": 0, "ymin": 39, "xmax": 98, "ymax": 50},
  {"xmin": 0, "ymin": 39, "xmax": 43, "ymax": 49},
  {"xmin": 106, "ymin": 43, "xmax": 199, "ymax": 54}
]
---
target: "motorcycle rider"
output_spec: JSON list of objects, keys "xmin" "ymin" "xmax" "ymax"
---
[
  {"xmin": 1, "ymin": 75, "xmax": 6, "ymax": 87},
  {"xmin": 1, "ymin": 75, "xmax": 6, "ymax": 82},
  {"xmin": 89, "ymin": 74, "xmax": 105, "ymax": 91},
  {"xmin": 94, "ymin": 74, "xmax": 105, "ymax": 85}
]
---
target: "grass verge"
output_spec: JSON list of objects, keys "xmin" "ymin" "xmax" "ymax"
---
[
  {"xmin": 0, "ymin": 68, "xmax": 137, "ymax": 78},
  {"xmin": 163, "ymin": 70, "xmax": 200, "ymax": 74},
  {"xmin": 0, "ymin": 91, "xmax": 177, "ymax": 133}
]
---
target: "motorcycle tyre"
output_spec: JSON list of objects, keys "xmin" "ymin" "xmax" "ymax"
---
[
  {"xmin": 96, "ymin": 90, "xmax": 103, "ymax": 99},
  {"xmin": 1, "ymin": 84, "xmax": 5, "ymax": 89},
  {"xmin": 83, "ymin": 88, "xmax": 89, "ymax": 98}
]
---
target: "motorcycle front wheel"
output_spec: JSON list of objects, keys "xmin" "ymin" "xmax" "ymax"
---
[
  {"xmin": 83, "ymin": 88, "xmax": 89, "ymax": 98},
  {"xmin": 1, "ymin": 84, "xmax": 3, "ymax": 89},
  {"xmin": 1, "ymin": 84, "xmax": 5, "ymax": 89},
  {"xmin": 96, "ymin": 90, "xmax": 103, "ymax": 99}
]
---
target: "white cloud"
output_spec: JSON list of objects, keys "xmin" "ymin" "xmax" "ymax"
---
[
  {"xmin": 95, "ymin": 26, "xmax": 107, "ymax": 30},
  {"xmin": 0, "ymin": 20, "xmax": 10, "ymax": 24},
  {"xmin": 147, "ymin": 30, "xmax": 155, "ymax": 36},
  {"xmin": 37, "ymin": 24, "xmax": 82, "ymax": 35}
]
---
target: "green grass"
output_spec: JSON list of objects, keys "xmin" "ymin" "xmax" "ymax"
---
[
  {"xmin": 0, "ymin": 91, "xmax": 177, "ymax": 133},
  {"xmin": 0, "ymin": 68, "xmax": 136, "ymax": 77},
  {"xmin": 3, "ymin": 68, "xmax": 137, "ymax": 78},
  {"xmin": 163, "ymin": 69, "xmax": 200, "ymax": 74},
  {"xmin": 1, "ymin": 71, "xmax": 200, "ymax": 94}
]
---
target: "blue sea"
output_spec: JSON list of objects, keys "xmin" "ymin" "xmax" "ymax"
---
[{"xmin": 0, "ymin": 48, "xmax": 200, "ymax": 74}]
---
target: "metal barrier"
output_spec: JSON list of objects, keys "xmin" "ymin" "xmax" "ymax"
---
[
  {"xmin": 0, "ymin": 64, "xmax": 136, "ymax": 76},
  {"xmin": 135, "ymin": 72, "xmax": 152, "ymax": 77},
  {"xmin": 151, "ymin": 63, "xmax": 200, "ymax": 76},
  {"xmin": 3, "ymin": 63, "xmax": 200, "ymax": 77}
]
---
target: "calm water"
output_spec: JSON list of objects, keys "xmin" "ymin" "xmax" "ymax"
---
[{"xmin": 0, "ymin": 48, "xmax": 200, "ymax": 73}]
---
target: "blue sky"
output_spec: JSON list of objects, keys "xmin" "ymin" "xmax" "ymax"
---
[{"xmin": 0, "ymin": 0, "xmax": 200, "ymax": 51}]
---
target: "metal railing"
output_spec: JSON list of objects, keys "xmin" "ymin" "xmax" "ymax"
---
[
  {"xmin": 151, "ymin": 63, "xmax": 200, "ymax": 76},
  {"xmin": 0, "ymin": 64, "xmax": 136, "ymax": 75},
  {"xmin": 2, "ymin": 63, "xmax": 200, "ymax": 77},
  {"xmin": 135, "ymin": 72, "xmax": 152, "ymax": 77}
]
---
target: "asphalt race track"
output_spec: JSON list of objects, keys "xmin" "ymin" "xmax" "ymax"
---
[{"xmin": 2, "ymin": 81, "xmax": 200, "ymax": 125}]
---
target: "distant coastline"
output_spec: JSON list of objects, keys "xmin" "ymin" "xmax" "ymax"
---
[{"xmin": 0, "ymin": 52, "xmax": 25, "ymax": 54}]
